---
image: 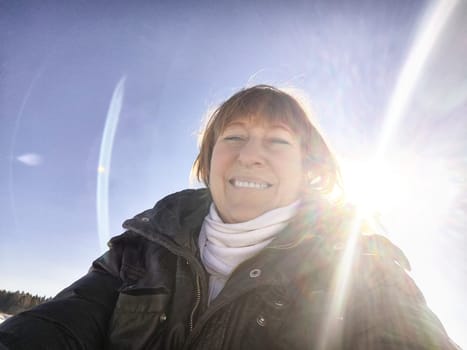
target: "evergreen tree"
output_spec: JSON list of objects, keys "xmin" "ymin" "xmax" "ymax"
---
[{"xmin": 0, "ymin": 290, "xmax": 51, "ymax": 315}]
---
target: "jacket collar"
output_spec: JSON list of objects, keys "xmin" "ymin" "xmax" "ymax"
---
[
  {"xmin": 122, "ymin": 188, "xmax": 212, "ymax": 251},
  {"xmin": 122, "ymin": 188, "xmax": 409, "ymax": 272},
  {"xmin": 122, "ymin": 188, "xmax": 339, "ymax": 251}
]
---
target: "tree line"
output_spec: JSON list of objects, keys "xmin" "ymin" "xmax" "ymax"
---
[{"xmin": 0, "ymin": 290, "xmax": 51, "ymax": 315}]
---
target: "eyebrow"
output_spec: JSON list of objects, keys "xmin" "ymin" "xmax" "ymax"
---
[{"xmin": 268, "ymin": 124, "xmax": 295, "ymax": 134}]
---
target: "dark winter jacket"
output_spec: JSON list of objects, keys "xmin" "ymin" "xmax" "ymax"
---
[{"xmin": 0, "ymin": 189, "xmax": 459, "ymax": 349}]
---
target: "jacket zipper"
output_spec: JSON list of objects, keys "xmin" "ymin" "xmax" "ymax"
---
[
  {"xmin": 123, "ymin": 225, "xmax": 208, "ymax": 333},
  {"xmin": 189, "ymin": 274, "xmax": 201, "ymax": 332}
]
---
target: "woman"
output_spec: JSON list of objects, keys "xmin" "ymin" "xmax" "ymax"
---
[{"xmin": 0, "ymin": 85, "xmax": 458, "ymax": 349}]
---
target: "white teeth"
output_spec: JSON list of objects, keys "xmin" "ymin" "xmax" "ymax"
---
[{"xmin": 233, "ymin": 180, "xmax": 269, "ymax": 189}]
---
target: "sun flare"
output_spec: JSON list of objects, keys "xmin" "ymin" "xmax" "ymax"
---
[{"xmin": 341, "ymin": 156, "xmax": 457, "ymax": 223}]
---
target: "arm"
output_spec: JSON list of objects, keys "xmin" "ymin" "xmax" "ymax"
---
[{"xmin": 0, "ymin": 248, "xmax": 123, "ymax": 350}]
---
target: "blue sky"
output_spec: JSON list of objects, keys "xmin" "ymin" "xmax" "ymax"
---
[{"xmin": 1, "ymin": 0, "xmax": 466, "ymax": 347}]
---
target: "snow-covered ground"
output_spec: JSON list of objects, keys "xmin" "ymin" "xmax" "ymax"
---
[{"xmin": 0, "ymin": 313, "xmax": 12, "ymax": 324}]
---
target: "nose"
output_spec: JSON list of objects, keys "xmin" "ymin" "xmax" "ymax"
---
[{"xmin": 237, "ymin": 138, "xmax": 265, "ymax": 167}]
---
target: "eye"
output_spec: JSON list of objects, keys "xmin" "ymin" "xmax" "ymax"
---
[
  {"xmin": 269, "ymin": 137, "xmax": 291, "ymax": 145},
  {"xmin": 223, "ymin": 135, "xmax": 246, "ymax": 142}
]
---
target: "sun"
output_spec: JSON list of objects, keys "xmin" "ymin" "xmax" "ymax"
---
[
  {"xmin": 339, "ymin": 154, "xmax": 460, "ymax": 271},
  {"xmin": 340, "ymin": 158, "xmax": 403, "ymax": 215},
  {"xmin": 340, "ymin": 155, "xmax": 458, "ymax": 234}
]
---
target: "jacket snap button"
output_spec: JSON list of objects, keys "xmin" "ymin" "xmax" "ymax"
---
[
  {"xmin": 141, "ymin": 217, "xmax": 150, "ymax": 222},
  {"xmin": 249, "ymin": 268, "xmax": 261, "ymax": 278},
  {"xmin": 159, "ymin": 313, "xmax": 167, "ymax": 322},
  {"xmin": 274, "ymin": 300, "xmax": 284, "ymax": 308},
  {"xmin": 256, "ymin": 315, "xmax": 266, "ymax": 327}
]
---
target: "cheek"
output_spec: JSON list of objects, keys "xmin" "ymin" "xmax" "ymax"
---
[
  {"xmin": 209, "ymin": 145, "xmax": 228, "ymax": 182},
  {"xmin": 209, "ymin": 148, "xmax": 220, "ymax": 176},
  {"xmin": 278, "ymin": 156, "xmax": 305, "ymax": 189}
]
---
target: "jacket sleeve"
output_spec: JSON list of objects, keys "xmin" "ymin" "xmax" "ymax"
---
[
  {"xmin": 0, "ymin": 245, "xmax": 124, "ymax": 350},
  {"xmin": 347, "ymin": 235, "xmax": 460, "ymax": 349}
]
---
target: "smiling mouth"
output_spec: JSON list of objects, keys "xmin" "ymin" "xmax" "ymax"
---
[{"xmin": 229, "ymin": 179, "xmax": 272, "ymax": 189}]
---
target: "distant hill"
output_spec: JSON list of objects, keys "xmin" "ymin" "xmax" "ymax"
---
[{"xmin": 0, "ymin": 290, "xmax": 51, "ymax": 315}]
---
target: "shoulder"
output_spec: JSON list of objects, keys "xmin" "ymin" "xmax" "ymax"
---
[
  {"xmin": 308, "ymin": 198, "xmax": 410, "ymax": 272},
  {"xmin": 305, "ymin": 200, "xmax": 419, "ymax": 297},
  {"xmin": 127, "ymin": 188, "xmax": 211, "ymax": 225},
  {"xmin": 351, "ymin": 234, "xmax": 420, "ymax": 297},
  {"xmin": 152, "ymin": 188, "xmax": 211, "ymax": 210},
  {"xmin": 103, "ymin": 188, "xmax": 211, "ymax": 257}
]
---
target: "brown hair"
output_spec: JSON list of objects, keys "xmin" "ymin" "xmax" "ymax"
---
[{"xmin": 192, "ymin": 84, "xmax": 342, "ymax": 195}]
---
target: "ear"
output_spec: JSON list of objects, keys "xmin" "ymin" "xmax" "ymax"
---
[
  {"xmin": 302, "ymin": 171, "xmax": 313, "ymax": 188},
  {"xmin": 305, "ymin": 169, "xmax": 324, "ymax": 190}
]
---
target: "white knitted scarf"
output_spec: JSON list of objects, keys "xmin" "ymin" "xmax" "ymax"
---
[{"xmin": 199, "ymin": 201, "xmax": 300, "ymax": 303}]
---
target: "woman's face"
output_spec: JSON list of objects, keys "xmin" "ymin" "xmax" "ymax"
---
[{"xmin": 209, "ymin": 117, "xmax": 305, "ymax": 223}]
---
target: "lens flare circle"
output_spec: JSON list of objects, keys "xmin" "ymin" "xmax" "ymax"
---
[{"xmin": 96, "ymin": 76, "xmax": 126, "ymax": 253}]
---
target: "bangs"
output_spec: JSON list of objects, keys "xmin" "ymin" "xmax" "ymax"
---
[{"xmin": 213, "ymin": 92, "xmax": 306, "ymax": 140}]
